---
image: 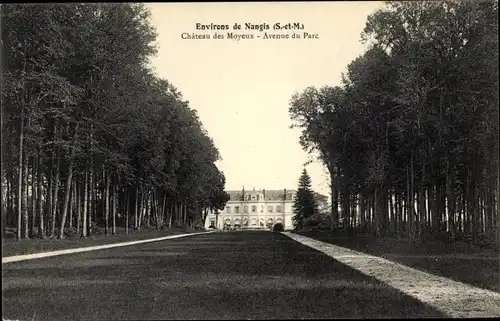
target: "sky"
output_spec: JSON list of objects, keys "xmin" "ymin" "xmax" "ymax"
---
[{"xmin": 146, "ymin": 1, "xmax": 385, "ymax": 196}]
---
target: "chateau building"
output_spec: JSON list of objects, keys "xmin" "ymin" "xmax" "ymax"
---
[{"xmin": 205, "ymin": 188, "xmax": 296, "ymax": 230}]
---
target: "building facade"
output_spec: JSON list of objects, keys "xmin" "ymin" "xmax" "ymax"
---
[{"xmin": 204, "ymin": 188, "xmax": 296, "ymax": 230}]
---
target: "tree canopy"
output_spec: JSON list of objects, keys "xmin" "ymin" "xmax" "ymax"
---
[{"xmin": 289, "ymin": 1, "xmax": 499, "ymax": 244}]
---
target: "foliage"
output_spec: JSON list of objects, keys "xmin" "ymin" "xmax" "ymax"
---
[
  {"xmin": 273, "ymin": 223, "xmax": 284, "ymax": 232},
  {"xmin": 314, "ymin": 192, "xmax": 330, "ymax": 215},
  {"xmin": 303, "ymin": 213, "xmax": 332, "ymax": 229}
]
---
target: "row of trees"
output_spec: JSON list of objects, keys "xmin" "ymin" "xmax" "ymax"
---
[
  {"xmin": 289, "ymin": 1, "xmax": 499, "ymax": 245},
  {"xmin": 1, "ymin": 3, "xmax": 230, "ymax": 240}
]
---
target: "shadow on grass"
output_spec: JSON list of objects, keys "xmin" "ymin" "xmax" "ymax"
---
[{"xmin": 3, "ymin": 281, "xmax": 445, "ymax": 320}]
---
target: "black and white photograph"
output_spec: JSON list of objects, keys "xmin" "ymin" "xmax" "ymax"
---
[{"xmin": 1, "ymin": 1, "xmax": 499, "ymax": 319}]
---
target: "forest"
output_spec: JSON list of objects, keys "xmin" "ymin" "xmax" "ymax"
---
[
  {"xmin": 289, "ymin": 1, "xmax": 499, "ymax": 245},
  {"xmin": 1, "ymin": 3, "xmax": 230, "ymax": 240}
]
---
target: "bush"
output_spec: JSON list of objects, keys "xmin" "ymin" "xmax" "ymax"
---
[
  {"xmin": 273, "ymin": 223, "xmax": 284, "ymax": 232},
  {"xmin": 303, "ymin": 213, "xmax": 331, "ymax": 229},
  {"xmin": 4, "ymin": 227, "xmax": 17, "ymax": 239},
  {"xmin": 64, "ymin": 227, "xmax": 79, "ymax": 238}
]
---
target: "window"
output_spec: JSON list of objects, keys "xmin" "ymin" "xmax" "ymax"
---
[
  {"xmin": 226, "ymin": 206, "xmax": 231, "ymax": 213},
  {"xmin": 209, "ymin": 220, "xmax": 215, "ymax": 228},
  {"xmin": 247, "ymin": 195, "xmax": 251, "ymax": 201},
  {"xmin": 235, "ymin": 206, "xmax": 239, "ymax": 213},
  {"xmin": 268, "ymin": 206, "xmax": 273, "ymax": 213},
  {"xmin": 251, "ymin": 218, "xmax": 257, "ymax": 226},
  {"xmin": 252, "ymin": 196, "xmax": 255, "ymax": 200},
  {"xmin": 260, "ymin": 205, "xmax": 264, "ymax": 212},
  {"xmin": 244, "ymin": 206, "xmax": 248, "ymax": 213},
  {"xmin": 257, "ymin": 195, "xmax": 260, "ymax": 200},
  {"xmin": 276, "ymin": 205, "xmax": 282, "ymax": 213},
  {"xmin": 251, "ymin": 205, "xmax": 256, "ymax": 212},
  {"xmin": 287, "ymin": 193, "xmax": 292, "ymax": 200}
]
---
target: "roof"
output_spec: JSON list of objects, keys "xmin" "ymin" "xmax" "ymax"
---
[{"xmin": 226, "ymin": 189, "xmax": 296, "ymax": 202}]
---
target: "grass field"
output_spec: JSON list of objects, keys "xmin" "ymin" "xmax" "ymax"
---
[{"xmin": 3, "ymin": 231, "xmax": 445, "ymax": 320}]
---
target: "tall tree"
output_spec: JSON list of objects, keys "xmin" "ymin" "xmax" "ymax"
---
[{"xmin": 292, "ymin": 168, "xmax": 319, "ymax": 230}]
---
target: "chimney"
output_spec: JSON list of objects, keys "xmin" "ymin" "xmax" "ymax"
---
[{"xmin": 284, "ymin": 188, "xmax": 287, "ymax": 201}]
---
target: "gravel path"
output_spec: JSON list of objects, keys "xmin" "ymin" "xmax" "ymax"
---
[{"xmin": 282, "ymin": 232, "xmax": 500, "ymax": 318}]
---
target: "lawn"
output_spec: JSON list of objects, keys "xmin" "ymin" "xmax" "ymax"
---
[
  {"xmin": 2, "ymin": 227, "xmax": 202, "ymax": 258},
  {"xmin": 3, "ymin": 231, "xmax": 445, "ymax": 320},
  {"xmin": 296, "ymin": 229, "xmax": 499, "ymax": 293}
]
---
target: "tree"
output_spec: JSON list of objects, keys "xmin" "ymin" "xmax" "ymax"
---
[
  {"xmin": 314, "ymin": 192, "xmax": 330, "ymax": 215},
  {"xmin": 292, "ymin": 168, "xmax": 319, "ymax": 229}
]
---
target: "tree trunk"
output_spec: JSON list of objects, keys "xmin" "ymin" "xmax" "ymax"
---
[
  {"xmin": 417, "ymin": 185, "xmax": 426, "ymax": 242},
  {"xmin": 161, "ymin": 192, "xmax": 167, "ymax": 229},
  {"xmin": 69, "ymin": 180, "xmax": 75, "ymax": 229},
  {"xmin": 134, "ymin": 184, "xmax": 139, "ymax": 229},
  {"xmin": 81, "ymin": 168, "xmax": 88, "ymax": 238},
  {"xmin": 168, "ymin": 203, "xmax": 173, "ymax": 228},
  {"xmin": 389, "ymin": 191, "xmax": 395, "ymax": 235},
  {"xmin": 184, "ymin": 202, "xmax": 188, "ymax": 225},
  {"xmin": 359, "ymin": 191, "xmax": 366, "ymax": 232},
  {"xmin": 112, "ymin": 183, "xmax": 117, "ymax": 235},
  {"xmin": 138, "ymin": 185, "xmax": 144, "ymax": 230},
  {"xmin": 35, "ymin": 148, "xmax": 43, "ymax": 239},
  {"xmin": 373, "ymin": 185, "xmax": 381, "ymax": 237},
  {"xmin": 30, "ymin": 158, "xmax": 36, "ymax": 237},
  {"xmin": 330, "ymin": 168, "xmax": 339, "ymax": 228},
  {"xmin": 88, "ymin": 167, "xmax": 93, "ymax": 236},
  {"xmin": 407, "ymin": 157, "xmax": 416, "ymax": 243},
  {"xmin": 50, "ymin": 129, "xmax": 61, "ymax": 239},
  {"xmin": 59, "ymin": 123, "xmax": 79, "ymax": 239},
  {"xmin": 104, "ymin": 170, "xmax": 110, "ymax": 236},
  {"xmin": 88, "ymin": 124, "xmax": 94, "ymax": 236},
  {"xmin": 143, "ymin": 191, "xmax": 149, "ymax": 228},
  {"xmin": 16, "ymin": 43, "xmax": 27, "ymax": 241},
  {"xmin": 154, "ymin": 190, "xmax": 160, "ymax": 231},
  {"xmin": 27, "ymin": 159, "xmax": 34, "ymax": 237},
  {"xmin": 446, "ymin": 160, "xmax": 456, "ymax": 240},
  {"xmin": 76, "ymin": 182, "xmax": 81, "ymax": 236},
  {"xmin": 16, "ymin": 111, "xmax": 24, "ymax": 241},
  {"xmin": 125, "ymin": 190, "xmax": 130, "ymax": 235},
  {"xmin": 22, "ymin": 144, "xmax": 29, "ymax": 239},
  {"xmin": 44, "ymin": 146, "xmax": 54, "ymax": 239},
  {"xmin": 6, "ymin": 176, "xmax": 12, "ymax": 230}
]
